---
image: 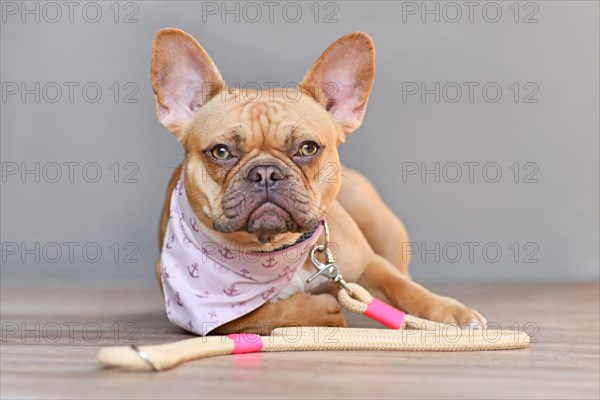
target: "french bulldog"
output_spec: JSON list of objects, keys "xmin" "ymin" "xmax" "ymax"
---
[{"xmin": 151, "ymin": 28, "xmax": 486, "ymax": 335}]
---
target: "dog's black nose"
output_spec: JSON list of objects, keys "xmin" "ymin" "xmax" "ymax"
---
[{"xmin": 246, "ymin": 164, "xmax": 284, "ymax": 188}]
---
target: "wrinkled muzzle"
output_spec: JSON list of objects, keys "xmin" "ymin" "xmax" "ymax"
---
[{"xmin": 213, "ymin": 159, "xmax": 321, "ymax": 243}]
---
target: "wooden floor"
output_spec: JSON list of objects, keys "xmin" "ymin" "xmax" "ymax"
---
[{"xmin": 1, "ymin": 282, "xmax": 598, "ymax": 399}]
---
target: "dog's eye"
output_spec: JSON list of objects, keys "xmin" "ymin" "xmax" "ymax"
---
[
  {"xmin": 210, "ymin": 145, "xmax": 232, "ymax": 160},
  {"xmin": 298, "ymin": 141, "xmax": 320, "ymax": 157}
]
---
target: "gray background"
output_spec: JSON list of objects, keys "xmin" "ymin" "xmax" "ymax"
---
[{"xmin": 1, "ymin": 1, "xmax": 598, "ymax": 284}]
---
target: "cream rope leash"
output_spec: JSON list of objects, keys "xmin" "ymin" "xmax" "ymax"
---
[
  {"xmin": 98, "ymin": 328, "xmax": 530, "ymax": 371},
  {"xmin": 338, "ymin": 282, "xmax": 444, "ymax": 331},
  {"xmin": 97, "ymin": 222, "xmax": 530, "ymax": 371},
  {"xmin": 97, "ymin": 281, "xmax": 530, "ymax": 372},
  {"xmin": 97, "ymin": 286, "xmax": 530, "ymax": 372}
]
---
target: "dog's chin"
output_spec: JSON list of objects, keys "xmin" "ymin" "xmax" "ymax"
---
[{"xmin": 246, "ymin": 202, "xmax": 299, "ymax": 244}]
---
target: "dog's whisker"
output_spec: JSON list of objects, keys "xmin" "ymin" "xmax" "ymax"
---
[{"xmin": 160, "ymin": 164, "xmax": 188, "ymax": 171}]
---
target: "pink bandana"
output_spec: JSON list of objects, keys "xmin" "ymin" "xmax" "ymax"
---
[{"xmin": 160, "ymin": 178, "xmax": 324, "ymax": 336}]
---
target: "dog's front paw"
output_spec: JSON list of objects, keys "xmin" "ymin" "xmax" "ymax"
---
[{"xmin": 416, "ymin": 295, "xmax": 487, "ymax": 328}]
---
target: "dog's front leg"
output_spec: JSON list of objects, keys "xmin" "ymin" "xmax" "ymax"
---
[
  {"xmin": 212, "ymin": 292, "xmax": 346, "ymax": 335},
  {"xmin": 358, "ymin": 255, "xmax": 487, "ymax": 327}
]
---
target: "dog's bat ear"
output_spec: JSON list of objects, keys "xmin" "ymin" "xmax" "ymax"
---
[
  {"xmin": 151, "ymin": 28, "xmax": 225, "ymax": 138},
  {"xmin": 300, "ymin": 32, "xmax": 375, "ymax": 136}
]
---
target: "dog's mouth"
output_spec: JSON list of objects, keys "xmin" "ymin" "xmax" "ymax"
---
[
  {"xmin": 214, "ymin": 176, "xmax": 321, "ymax": 244},
  {"xmin": 245, "ymin": 202, "xmax": 299, "ymax": 243}
]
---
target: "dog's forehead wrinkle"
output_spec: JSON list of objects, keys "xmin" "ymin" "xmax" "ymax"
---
[
  {"xmin": 231, "ymin": 132, "xmax": 243, "ymax": 145},
  {"xmin": 232, "ymin": 100, "xmax": 285, "ymax": 147},
  {"xmin": 199, "ymin": 91, "xmax": 335, "ymax": 156}
]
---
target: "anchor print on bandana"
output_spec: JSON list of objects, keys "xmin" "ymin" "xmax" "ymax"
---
[
  {"xmin": 185, "ymin": 320, "xmax": 195, "ymax": 334},
  {"xmin": 175, "ymin": 179, "xmax": 184, "ymax": 196},
  {"xmin": 239, "ymin": 268, "xmax": 252, "ymax": 279},
  {"xmin": 187, "ymin": 263, "xmax": 199, "ymax": 278},
  {"xmin": 165, "ymin": 299, "xmax": 172, "ymax": 317},
  {"xmin": 165, "ymin": 234, "xmax": 175, "ymax": 250},
  {"xmin": 202, "ymin": 311, "xmax": 220, "ymax": 333},
  {"xmin": 160, "ymin": 178, "xmax": 324, "ymax": 335},
  {"xmin": 223, "ymin": 284, "xmax": 239, "ymax": 297},
  {"xmin": 174, "ymin": 291, "xmax": 183, "ymax": 307},
  {"xmin": 201, "ymin": 245, "xmax": 210, "ymax": 256},
  {"xmin": 207, "ymin": 311, "xmax": 218, "ymax": 320},
  {"xmin": 261, "ymin": 253, "xmax": 278, "ymax": 268},
  {"xmin": 279, "ymin": 265, "xmax": 298, "ymax": 281},
  {"xmin": 261, "ymin": 286, "xmax": 277, "ymax": 301},
  {"xmin": 162, "ymin": 263, "xmax": 179, "ymax": 280},
  {"xmin": 190, "ymin": 217, "xmax": 200, "ymax": 232},
  {"xmin": 219, "ymin": 246, "xmax": 235, "ymax": 261}
]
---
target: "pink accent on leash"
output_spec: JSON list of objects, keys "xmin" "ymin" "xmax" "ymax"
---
[
  {"xmin": 364, "ymin": 298, "xmax": 406, "ymax": 329},
  {"xmin": 227, "ymin": 334, "xmax": 264, "ymax": 354}
]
